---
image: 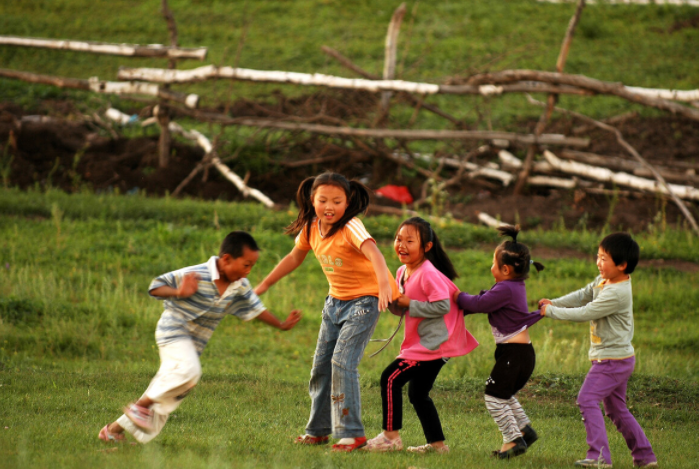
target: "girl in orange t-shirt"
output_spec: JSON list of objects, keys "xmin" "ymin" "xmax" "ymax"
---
[{"xmin": 255, "ymin": 172, "xmax": 397, "ymax": 452}]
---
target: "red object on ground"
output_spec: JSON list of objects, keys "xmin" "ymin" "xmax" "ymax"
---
[{"xmin": 375, "ymin": 185, "xmax": 413, "ymax": 204}]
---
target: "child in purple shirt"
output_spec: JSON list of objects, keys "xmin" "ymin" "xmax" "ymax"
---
[{"xmin": 454, "ymin": 225, "xmax": 543, "ymax": 460}]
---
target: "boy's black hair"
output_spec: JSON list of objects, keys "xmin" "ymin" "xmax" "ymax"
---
[
  {"xmin": 219, "ymin": 231, "xmax": 260, "ymax": 258},
  {"xmin": 396, "ymin": 217, "xmax": 459, "ymax": 280},
  {"xmin": 599, "ymin": 232, "xmax": 639, "ymax": 274},
  {"xmin": 495, "ymin": 224, "xmax": 544, "ymax": 279},
  {"xmin": 285, "ymin": 172, "xmax": 371, "ymax": 239}
]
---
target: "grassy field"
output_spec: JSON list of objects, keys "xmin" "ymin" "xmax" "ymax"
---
[
  {"xmin": 1, "ymin": 189, "xmax": 698, "ymax": 468},
  {"xmin": 2, "ymin": 0, "xmax": 699, "ymax": 129}
]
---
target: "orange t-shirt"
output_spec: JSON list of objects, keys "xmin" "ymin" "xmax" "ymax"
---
[{"xmin": 295, "ymin": 217, "xmax": 399, "ymax": 301}]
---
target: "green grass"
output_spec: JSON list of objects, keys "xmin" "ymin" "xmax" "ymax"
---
[
  {"xmin": 1, "ymin": 189, "xmax": 698, "ymax": 467},
  {"xmin": 2, "ymin": 0, "xmax": 699, "ymax": 128}
]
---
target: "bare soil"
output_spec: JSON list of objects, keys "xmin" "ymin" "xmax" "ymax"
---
[{"xmin": 1, "ymin": 96, "xmax": 698, "ymax": 235}]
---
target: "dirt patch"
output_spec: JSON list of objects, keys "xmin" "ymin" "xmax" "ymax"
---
[{"xmin": 1, "ymin": 97, "xmax": 698, "ymax": 235}]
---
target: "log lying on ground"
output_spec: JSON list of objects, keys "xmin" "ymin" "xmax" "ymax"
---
[
  {"xmin": 0, "ymin": 35, "xmax": 207, "ymax": 59},
  {"xmin": 560, "ymin": 150, "xmax": 699, "ymax": 184},
  {"xmin": 410, "ymin": 153, "xmax": 515, "ymax": 186},
  {"xmin": 478, "ymin": 212, "xmax": 508, "ymax": 228},
  {"xmin": 466, "ymin": 70, "xmax": 699, "ymax": 121},
  {"xmin": 171, "ymin": 108, "xmax": 590, "ymax": 146},
  {"xmin": 543, "ymin": 150, "xmax": 699, "ymax": 201},
  {"xmin": 0, "ymin": 68, "xmax": 199, "ymax": 108},
  {"xmin": 117, "ymin": 65, "xmax": 697, "ymax": 106},
  {"xmin": 104, "ymin": 108, "xmax": 274, "ymax": 207},
  {"xmin": 166, "ymin": 123, "xmax": 275, "ymax": 208}
]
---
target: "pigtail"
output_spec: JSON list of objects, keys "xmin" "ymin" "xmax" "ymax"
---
[
  {"xmin": 285, "ymin": 176, "xmax": 317, "ymax": 237},
  {"xmin": 495, "ymin": 224, "xmax": 543, "ymax": 279},
  {"xmin": 497, "ymin": 224, "xmax": 520, "ymax": 243},
  {"xmin": 426, "ymin": 229, "xmax": 459, "ymax": 280}
]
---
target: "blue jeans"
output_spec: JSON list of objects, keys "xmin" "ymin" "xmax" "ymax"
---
[{"xmin": 305, "ymin": 295, "xmax": 380, "ymax": 439}]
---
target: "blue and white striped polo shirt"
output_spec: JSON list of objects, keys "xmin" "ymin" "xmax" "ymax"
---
[{"xmin": 150, "ymin": 256, "xmax": 266, "ymax": 354}]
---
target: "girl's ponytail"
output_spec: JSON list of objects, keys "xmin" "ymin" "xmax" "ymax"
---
[
  {"xmin": 285, "ymin": 176, "xmax": 317, "ymax": 237},
  {"xmin": 495, "ymin": 224, "xmax": 544, "ymax": 279}
]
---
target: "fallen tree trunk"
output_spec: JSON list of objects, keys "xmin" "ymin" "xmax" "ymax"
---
[
  {"xmin": 170, "ymin": 108, "xmax": 590, "ymax": 146},
  {"xmin": 0, "ymin": 68, "xmax": 199, "ymax": 108},
  {"xmin": 560, "ymin": 149, "xmax": 699, "ymax": 184},
  {"xmin": 117, "ymin": 65, "xmax": 697, "ymax": 109},
  {"xmin": 543, "ymin": 150, "xmax": 699, "ymax": 201},
  {"xmin": 467, "ymin": 70, "xmax": 699, "ymax": 121},
  {"xmin": 0, "ymin": 35, "xmax": 207, "ymax": 59}
]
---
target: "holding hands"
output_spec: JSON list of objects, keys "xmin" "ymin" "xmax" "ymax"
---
[{"xmin": 538, "ymin": 298, "xmax": 552, "ymax": 316}]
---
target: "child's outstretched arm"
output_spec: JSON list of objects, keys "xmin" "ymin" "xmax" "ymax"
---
[
  {"xmin": 255, "ymin": 309, "xmax": 302, "ymax": 331},
  {"xmin": 254, "ymin": 247, "xmax": 308, "ymax": 296},
  {"xmin": 360, "ymin": 241, "xmax": 393, "ymax": 311}
]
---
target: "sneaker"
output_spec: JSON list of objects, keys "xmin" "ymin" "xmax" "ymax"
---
[
  {"xmin": 124, "ymin": 403, "xmax": 154, "ymax": 432},
  {"xmin": 363, "ymin": 433, "xmax": 403, "ymax": 452},
  {"xmin": 98, "ymin": 424, "xmax": 125, "ymax": 443},
  {"xmin": 575, "ymin": 458, "xmax": 613, "ymax": 468},
  {"xmin": 295, "ymin": 434, "xmax": 330, "ymax": 445},
  {"xmin": 407, "ymin": 444, "xmax": 450, "ymax": 454},
  {"xmin": 521, "ymin": 424, "xmax": 539, "ymax": 447},
  {"xmin": 332, "ymin": 436, "xmax": 367, "ymax": 452},
  {"xmin": 492, "ymin": 437, "xmax": 527, "ymax": 459}
]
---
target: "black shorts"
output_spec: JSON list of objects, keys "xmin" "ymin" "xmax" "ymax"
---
[{"xmin": 484, "ymin": 343, "xmax": 536, "ymax": 400}]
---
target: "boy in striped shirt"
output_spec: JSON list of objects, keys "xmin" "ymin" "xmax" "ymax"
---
[{"xmin": 98, "ymin": 231, "xmax": 301, "ymax": 444}]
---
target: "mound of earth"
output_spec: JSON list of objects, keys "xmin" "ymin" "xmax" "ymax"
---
[{"xmin": 1, "ymin": 98, "xmax": 698, "ymax": 233}]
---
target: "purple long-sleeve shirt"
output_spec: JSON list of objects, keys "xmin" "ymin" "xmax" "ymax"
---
[{"xmin": 455, "ymin": 279, "xmax": 542, "ymax": 335}]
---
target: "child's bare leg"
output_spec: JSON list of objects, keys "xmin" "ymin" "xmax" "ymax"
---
[
  {"xmin": 430, "ymin": 440, "xmax": 447, "ymax": 449},
  {"xmin": 383, "ymin": 430, "xmax": 400, "ymax": 440}
]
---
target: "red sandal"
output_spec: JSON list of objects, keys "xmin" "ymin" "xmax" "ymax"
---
[
  {"xmin": 332, "ymin": 436, "xmax": 367, "ymax": 452},
  {"xmin": 295, "ymin": 434, "xmax": 330, "ymax": 445}
]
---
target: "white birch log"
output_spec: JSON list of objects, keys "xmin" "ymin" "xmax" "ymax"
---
[
  {"xmin": 478, "ymin": 212, "xmax": 508, "ymax": 228},
  {"xmin": 0, "ymin": 35, "xmax": 207, "ymax": 59},
  {"xmin": 381, "ymin": 3, "xmax": 407, "ymax": 112},
  {"xmin": 0, "ymin": 68, "xmax": 199, "ymax": 108},
  {"xmin": 625, "ymin": 86, "xmax": 699, "ymax": 103},
  {"xmin": 105, "ymin": 108, "xmax": 135, "ymax": 125},
  {"xmin": 527, "ymin": 175, "xmax": 577, "ymax": 189},
  {"xmin": 165, "ymin": 122, "xmax": 275, "ymax": 208},
  {"xmin": 412, "ymin": 153, "xmax": 515, "ymax": 186},
  {"xmin": 543, "ymin": 150, "xmax": 699, "ymax": 200},
  {"xmin": 498, "ymin": 150, "xmax": 523, "ymax": 168}
]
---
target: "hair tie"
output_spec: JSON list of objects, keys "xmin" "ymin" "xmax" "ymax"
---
[{"xmin": 530, "ymin": 260, "xmax": 534, "ymax": 265}]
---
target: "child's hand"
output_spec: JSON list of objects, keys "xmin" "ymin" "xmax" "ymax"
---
[
  {"xmin": 538, "ymin": 298, "xmax": 552, "ymax": 308},
  {"xmin": 453, "ymin": 290, "xmax": 461, "ymax": 303},
  {"xmin": 540, "ymin": 304, "xmax": 548, "ymax": 316},
  {"xmin": 395, "ymin": 294, "xmax": 411, "ymax": 309},
  {"xmin": 177, "ymin": 273, "xmax": 200, "ymax": 298},
  {"xmin": 280, "ymin": 309, "xmax": 302, "ymax": 330},
  {"xmin": 378, "ymin": 281, "xmax": 393, "ymax": 312}
]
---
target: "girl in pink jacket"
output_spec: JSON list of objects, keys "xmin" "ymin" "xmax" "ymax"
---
[{"xmin": 364, "ymin": 217, "xmax": 478, "ymax": 454}]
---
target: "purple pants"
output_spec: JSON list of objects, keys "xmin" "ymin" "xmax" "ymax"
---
[{"xmin": 577, "ymin": 356, "xmax": 656, "ymax": 466}]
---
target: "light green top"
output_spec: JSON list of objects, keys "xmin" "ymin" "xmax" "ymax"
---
[{"xmin": 546, "ymin": 275, "xmax": 635, "ymax": 361}]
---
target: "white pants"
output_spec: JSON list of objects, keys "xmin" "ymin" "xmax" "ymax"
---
[{"xmin": 117, "ymin": 338, "xmax": 201, "ymax": 443}]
